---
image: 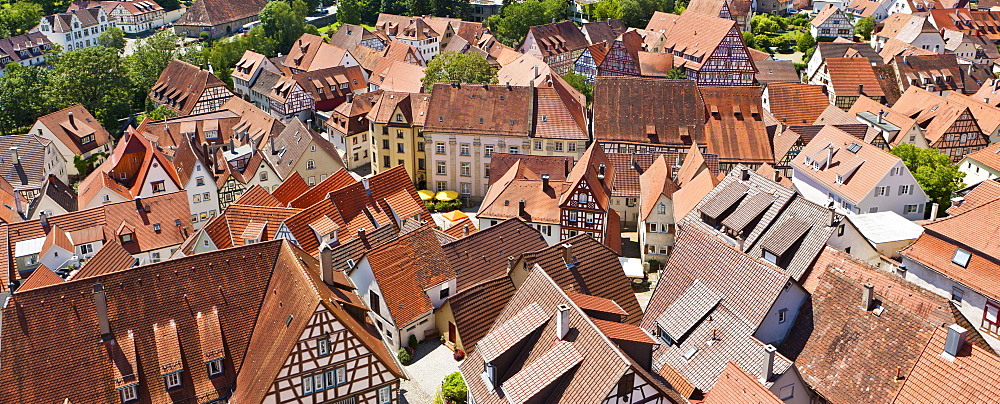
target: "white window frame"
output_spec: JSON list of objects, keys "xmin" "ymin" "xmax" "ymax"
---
[
  {"xmin": 336, "ymin": 366, "xmax": 347, "ymax": 385},
  {"xmin": 378, "ymin": 386, "xmax": 392, "ymax": 404},
  {"xmin": 165, "ymin": 371, "xmax": 181, "ymax": 389},
  {"xmin": 120, "ymin": 384, "xmax": 138, "ymax": 402},
  {"xmin": 953, "ymin": 248, "xmax": 972, "ymax": 267},
  {"xmin": 207, "ymin": 359, "xmax": 223, "ymax": 377},
  {"xmin": 318, "ymin": 337, "xmax": 330, "ymax": 356}
]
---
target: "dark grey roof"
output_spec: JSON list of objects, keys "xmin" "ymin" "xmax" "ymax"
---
[
  {"xmin": 0, "ymin": 135, "xmax": 53, "ymax": 192},
  {"xmin": 654, "ymin": 279, "xmax": 721, "ymax": 341},
  {"xmin": 698, "ymin": 180, "xmax": 748, "ymax": 219}
]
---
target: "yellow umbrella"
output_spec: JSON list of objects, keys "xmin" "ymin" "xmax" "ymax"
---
[
  {"xmin": 418, "ymin": 190, "xmax": 435, "ymax": 201},
  {"xmin": 442, "ymin": 210, "xmax": 468, "ymax": 222},
  {"xmin": 436, "ymin": 190, "xmax": 459, "ymax": 201}
]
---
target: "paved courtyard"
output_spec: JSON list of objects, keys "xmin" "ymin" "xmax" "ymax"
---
[{"xmin": 399, "ymin": 341, "xmax": 461, "ymax": 404}]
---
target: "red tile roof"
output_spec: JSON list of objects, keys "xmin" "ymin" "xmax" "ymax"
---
[
  {"xmin": 593, "ymin": 77, "xmax": 706, "ymax": 146},
  {"xmin": 892, "ymin": 327, "xmax": 1000, "ymax": 403},
  {"xmin": 825, "ymin": 57, "xmax": 887, "ymax": 98},
  {"xmin": 149, "ymin": 59, "xmax": 233, "ymax": 116},
  {"xmin": 948, "ymin": 179, "xmax": 1000, "ymax": 215},
  {"xmin": 701, "ymin": 86, "xmax": 773, "ymax": 164},
  {"xmin": 16, "ymin": 265, "xmax": 64, "ymax": 292},
  {"xmin": 366, "ymin": 227, "xmax": 456, "ymax": 327},
  {"xmin": 704, "ymin": 362, "xmax": 783, "ymax": 404},
  {"xmin": 33, "ymin": 104, "xmax": 112, "ymax": 155},
  {"xmin": 766, "ymin": 83, "xmax": 832, "ymax": 125},
  {"xmin": 232, "ymin": 185, "xmax": 281, "ymax": 207},
  {"xmin": 443, "ymin": 218, "xmax": 547, "ymax": 291}
]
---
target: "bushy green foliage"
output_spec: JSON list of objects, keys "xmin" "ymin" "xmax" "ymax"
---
[
  {"xmin": 562, "ymin": 73, "xmax": 593, "ymax": 103},
  {"xmin": 441, "ymin": 372, "xmax": 468, "ymax": 404},
  {"xmin": 0, "ymin": 1, "xmax": 42, "ymax": 37},
  {"xmin": 855, "ymin": 17, "xmax": 875, "ymax": 40},
  {"xmin": 260, "ymin": 0, "xmax": 312, "ymax": 54},
  {"xmin": 397, "ymin": 347, "xmax": 413, "ymax": 364},
  {"xmin": 98, "ymin": 26, "xmax": 126, "ymax": 51},
  {"xmin": 422, "ymin": 51, "xmax": 497, "ymax": 87},
  {"xmin": 891, "ymin": 144, "xmax": 966, "ymax": 212},
  {"xmin": 797, "ymin": 31, "xmax": 816, "ymax": 53},
  {"xmin": 665, "ymin": 67, "xmax": 686, "ymax": 79},
  {"xmin": 485, "ymin": 0, "xmax": 567, "ymax": 46},
  {"xmin": 408, "ymin": 334, "xmax": 419, "ymax": 348}
]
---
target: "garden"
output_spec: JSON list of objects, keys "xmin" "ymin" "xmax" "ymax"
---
[{"xmin": 744, "ymin": 13, "xmax": 817, "ymax": 65}]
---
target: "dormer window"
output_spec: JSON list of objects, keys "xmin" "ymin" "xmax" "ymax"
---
[
  {"xmin": 205, "ymin": 130, "xmax": 218, "ymax": 139},
  {"xmin": 81, "ymin": 134, "xmax": 95, "ymax": 144},
  {"xmin": 120, "ymin": 384, "xmax": 138, "ymax": 402},
  {"xmin": 207, "ymin": 359, "xmax": 223, "ymax": 377},
  {"xmin": 317, "ymin": 337, "xmax": 330, "ymax": 356},
  {"xmin": 120, "ymin": 233, "xmax": 134, "ymax": 243},
  {"xmin": 762, "ymin": 249, "xmax": 778, "ymax": 265},
  {"xmin": 165, "ymin": 372, "xmax": 181, "ymax": 389}
]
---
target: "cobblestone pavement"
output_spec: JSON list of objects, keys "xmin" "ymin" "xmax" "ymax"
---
[{"xmin": 399, "ymin": 341, "xmax": 460, "ymax": 404}]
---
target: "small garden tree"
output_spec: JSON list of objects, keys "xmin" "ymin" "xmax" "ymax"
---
[{"xmin": 441, "ymin": 372, "xmax": 468, "ymax": 404}]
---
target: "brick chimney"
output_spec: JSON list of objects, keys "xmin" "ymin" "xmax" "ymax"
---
[
  {"xmin": 518, "ymin": 200, "xmax": 527, "ymax": 218},
  {"xmin": 357, "ymin": 228, "xmax": 370, "ymax": 249},
  {"xmin": 320, "ymin": 245, "xmax": 334, "ymax": 285}
]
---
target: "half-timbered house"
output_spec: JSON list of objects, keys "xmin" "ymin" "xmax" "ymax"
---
[
  {"xmin": 645, "ymin": 11, "xmax": 756, "ymax": 86},
  {"xmin": 149, "ymin": 59, "xmax": 235, "ymax": 116},
  {"xmin": 0, "ymin": 240, "xmax": 405, "ymax": 404},
  {"xmin": 685, "ymin": 0, "xmax": 752, "ymax": 32},
  {"xmin": 253, "ymin": 69, "xmax": 316, "ymax": 121},
  {"xmin": 891, "ymin": 86, "xmax": 989, "ymax": 162},
  {"xmin": 519, "ymin": 20, "xmax": 590, "ymax": 75}
]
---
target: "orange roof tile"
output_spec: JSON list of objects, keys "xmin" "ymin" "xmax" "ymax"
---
[
  {"xmin": 704, "ymin": 362, "xmax": 783, "ymax": 404},
  {"xmin": 71, "ymin": 241, "xmax": 135, "ymax": 280},
  {"xmin": 367, "ymin": 227, "xmax": 456, "ymax": 327},
  {"xmin": 892, "ymin": 327, "xmax": 1000, "ymax": 403},
  {"xmin": 766, "ymin": 83, "xmax": 832, "ymax": 125},
  {"xmin": 269, "ymin": 172, "xmax": 309, "ymax": 206},
  {"xmin": 825, "ymin": 57, "xmax": 886, "ymax": 98},
  {"xmin": 791, "ymin": 125, "xmax": 907, "ymax": 203},
  {"xmin": 232, "ymin": 185, "xmax": 281, "ymax": 207},
  {"xmin": 948, "ymin": 179, "xmax": 1000, "ymax": 215},
  {"xmin": 15, "ymin": 265, "xmax": 63, "ymax": 292}
]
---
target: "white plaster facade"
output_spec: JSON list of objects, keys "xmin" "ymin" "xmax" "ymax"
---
[
  {"xmin": 959, "ymin": 156, "xmax": 1000, "ymax": 186},
  {"xmin": 36, "ymin": 8, "xmax": 113, "ymax": 52},
  {"xmin": 183, "ymin": 160, "xmax": 220, "ymax": 230},
  {"xmin": 792, "ymin": 160, "xmax": 930, "ymax": 220}
]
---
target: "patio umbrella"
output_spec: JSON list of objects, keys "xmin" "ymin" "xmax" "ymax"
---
[
  {"xmin": 417, "ymin": 190, "xmax": 435, "ymax": 201},
  {"xmin": 441, "ymin": 210, "xmax": 469, "ymax": 222},
  {"xmin": 436, "ymin": 190, "xmax": 459, "ymax": 201}
]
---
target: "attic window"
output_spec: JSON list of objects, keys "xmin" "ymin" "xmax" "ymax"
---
[
  {"xmin": 952, "ymin": 248, "xmax": 971, "ymax": 267},
  {"xmin": 153, "ymin": 223, "xmax": 161, "ymax": 232},
  {"xmin": 847, "ymin": 142, "xmax": 862, "ymax": 153},
  {"xmin": 931, "ymin": 105, "xmax": 939, "ymax": 112}
]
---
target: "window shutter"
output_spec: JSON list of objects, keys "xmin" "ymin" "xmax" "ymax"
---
[
  {"xmin": 909, "ymin": 186, "xmax": 913, "ymax": 195},
  {"xmin": 918, "ymin": 204, "xmax": 924, "ymax": 213}
]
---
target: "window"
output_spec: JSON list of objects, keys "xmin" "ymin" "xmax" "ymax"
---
[
  {"xmin": 953, "ymin": 248, "xmax": 972, "ymax": 267},
  {"xmin": 656, "ymin": 325, "xmax": 675, "ymax": 346},
  {"xmin": 484, "ymin": 145, "xmax": 493, "ymax": 157},
  {"xmin": 260, "ymin": 171, "xmax": 268, "ymax": 181},
  {"xmin": 509, "ymin": 146, "xmax": 519, "ymax": 154},
  {"xmin": 899, "ymin": 185, "xmax": 911, "ymax": 195},
  {"xmin": 534, "ymin": 140, "xmax": 543, "ymax": 150},
  {"xmin": 165, "ymin": 372, "xmax": 181, "ymax": 389},
  {"xmin": 383, "ymin": 139, "xmax": 390, "ymax": 149},
  {"xmin": 905, "ymin": 204, "xmax": 918, "ymax": 213},
  {"xmin": 983, "ymin": 302, "xmax": 1000, "ymax": 335},
  {"xmin": 152, "ymin": 181, "xmax": 166, "ymax": 193},
  {"xmin": 874, "ymin": 186, "xmax": 888, "ymax": 196},
  {"xmin": 336, "ymin": 366, "xmax": 347, "ymax": 385},
  {"xmin": 378, "ymin": 386, "xmax": 392, "ymax": 404},
  {"xmin": 460, "ymin": 144, "xmax": 470, "ymax": 156},
  {"xmin": 194, "ymin": 194, "xmax": 202, "ymax": 203},
  {"xmin": 308, "ymin": 176, "xmax": 316, "ymax": 186},
  {"xmin": 324, "ymin": 370, "xmax": 336, "ymax": 389},
  {"xmin": 952, "ymin": 286, "xmax": 965, "ymax": 303},
  {"xmin": 417, "ymin": 142, "xmax": 424, "ymax": 152},
  {"xmin": 778, "ymin": 308, "xmax": 788, "ymax": 323},
  {"xmin": 436, "ymin": 161, "xmax": 448, "ymax": 175},
  {"xmin": 370, "ymin": 290, "xmax": 381, "ymax": 315},
  {"xmin": 762, "ymin": 250, "xmax": 778, "ymax": 265},
  {"xmin": 568, "ymin": 142, "xmax": 576, "ymax": 152},
  {"xmin": 460, "ymin": 162, "xmax": 471, "ymax": 176},
  {"xmin": 437, "ymin": 181, "xmax": 447, "ymax": 192},
  {"xmin": 80, "ymin": 243, "xmax": 93, "ymax": 255},
  {"xmin": 837, "ymin": 224, "xmax": 845, "ymax": 236},
  {"xmin": 436, "ymin": 143, "xmax": 446, "ymax": 155},
  {"xmin": 121, "ymin": 233, "xmax": 134, "ymax": 243},
  {"xmin": 555, "ymin": 142, "xmax": 564, "ymax": 152},
  {"xmin": 151, "ymin": 252, "xmax": 161, "ymax": 263},
  {"xmin": 318, "ymin": 337, "xmax": 330, "ymax": 356},
  {"xmin": 484, "ymin": 163, "xmax": 491, "ymax": 178},
  {"xmin": 779, "ymin": 384, "xmax": 794, "ymax": 400},
  {"xmin": 460, "ymin": 182, "xmax": 471, "ymax": 195},
  {"xmin": 302, "ymin": 375, "xmax": 313, "ymax": 394},
  {"xmin": 869, "ymin": 207, "xmax": 879, "ymax": 213},
  {"xmin": 396, "ymin": 130, "xmax": 404, "ymax": 139},
  {"xmin": 203, "ymin": 192, "xmax": 210, "ymax": 201},
  {"xmin": 102, "ymin": 194, "xmax": 110, "ymax": 203},
  {"xmin": 383, "ymin": 156, "xmax": 390, "ymax": 168},
  {"xmin": 207, "ymin": 359, "xmax": 223, "ymax": 377},
  {"xmin": 396, "ymin": 143, "xmax": 405, "ymax": 153},
  {"xmin": 307, "ymin": 160, "xmax": 315, "ymax": 170},
  {"xmin": 196, "ymin": 177, "xmax": 205, "ymax": 186},
  {"xmin": 120, "ymin": 384, "xmax": 138, "ymax": 402},
  {"xmin": 440, "ymin": 286, "xmax": 450, "ymax": 299}
]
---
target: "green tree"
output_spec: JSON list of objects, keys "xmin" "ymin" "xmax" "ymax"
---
[
  {"xmin": 0, "ymin": 1, "xmax": 43, "ymax": 37},
  {"xmin": 590, "ymin": 0, "xmax": 622, "ymax": 21},
  {"xmin": 486, "ymin": 0, "xmax": 550, "ymax": 46},
  {"xmin": 891, "ymin": 143, "xmax": 967, "ymax": 212},
  {"xmin": 0, "ymin": 63, "xmax": 53, "ymax": 135},
  {"xmin": 441, "ymin": 372, "xmax": 468, "ymax": 404},
  {"xmin": 753, "ymin": 34, "xmax": 771, "ymax": 50},
  {"xmin": 45, "ymin": 46, "xmax": 132, "ymax": 130},
  {"xmin": 157, "ymin": 0, "xmax": 180, "ymax": 9},
  {"xmin": 124, "ymin": 30, "xmax": 177, "ymax": 109},
  {"xmin": 751, "ymin": 15, "xmax": 779, "ymax": 35},
  {"xmin": 797, "ymin": 31, "xmax": 816, "ymax": 53},
  {"xmin": 855, "ymin": 17, "xmax": 875, "ymax": 40},
  {"xmin": 422, "ymin": 51, "xmax": 497, "ymax": 87},
  {"xmin": 137, "ymin": 105, "xmax": 177, "ymax": 122},
  {"xmin": 408, "ymin": 0, "xmax": 430, "ymax": 16},
  {"xmin": 665, "ymin": 67, "xmax": 686, "ymax": 79},
  {"xmin": 98, "ymin": 26, "xmax": 126, "ymax": 51},
  {"xmin": 73, "ymin": 152, "xmax": 106, "ymax": 176},
  {"xmin": 338, "ymin": 0, "xmax": 362, "ymax": 24},
  {"xmin": 260, "ymin": 0, "xmax": 311, "ymax": 54},
  {"xmin": 562, "ymin": 72, "xmax": 592, "ymax": 103},
  {"xmin": 741, "ymin": 30, "xmax": 755, "ymax": 48}
]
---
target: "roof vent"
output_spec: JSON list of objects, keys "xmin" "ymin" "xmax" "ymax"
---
[
  {"xmin": 556, "ymin": 304, "xmax": 570, "ymax": 340},
  {"xmin": 942, "ymin": 324, "xmax": 967, "ymax": 360}
]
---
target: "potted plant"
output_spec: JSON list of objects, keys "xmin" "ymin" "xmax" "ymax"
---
[{"xmin": 453, "ymin": 348, "xmax": 465, "ymax": 361}]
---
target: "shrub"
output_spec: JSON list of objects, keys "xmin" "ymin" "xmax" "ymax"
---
[
  {"xmin": 453, "ymin": 349, "xmax": 465, "ymax": 361},
  {"xmin": 441, "ymin": 372, "xmax": 468, "ymax": 404},
  {"xmin": 408, "ymin": 334, "xmax": 419, "ymax": 349},
  {"xmin": 398, "ymin": 347, "xmax": 413, "ymax": 365},
  {"xmin": 425, "ymin": 201, "xmax": 436, "ymax": 212}
]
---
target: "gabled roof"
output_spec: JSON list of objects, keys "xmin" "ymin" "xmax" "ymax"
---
[
  {"xmin": 264, "ymin": 118, "xmax": 345, "ymax": 179},
  {"xmin": 518, "ymin": 235, "xmax": 642, "ymax": 325},
  {"xmin": 639, "ymin": 155, "xmax": 680, "ymax": 220},
  {"xmin": 944, "ymin": 92, "xmax": 1000, "ymax": 134},
  {"xmin": 879, "ymin": 38, "xmax": 935, "ymax": 64},
  {"xmin": 825, "ymin": 57, "xmax": 886, "ymax": 98},
  {"xmin": 283, "ymin": 34, "xmax": 352, "ymax": 72},
  {"xmin": 327, "ymin": 23, "xmax": 385, "ymax": 51},
  {"xmin": 766, "ymin": 83, "xmax": 831, "ymax": 125},
  {"xmin": 16, "ymin": 265, "xmax": 64, "ymax": 292},
  {"xmin": 0, "ymin": 134, "xmax": 56, "ymax": 192},
  {"xmin": 521, "ymin": 20, "xmax": 589, "ymax": 57},
  {"xmin": 78, "ymin": 128, "xmax": 183, "ymax": 207},
  {"xmin": 783, "ymin": 248, "xmax": 971, "ymax": 404},
  {"xmin": 231, "ymin": 50, "xmax": 271, "ymax": 82},
  {"xmin": 370, "ymin": 60, "xmax": 424, "ymax": 93},
  {"xmin": 791, "ymin": 126, "xmax": 906, "ymax": 203},
  {"xmin": 701, "ymin": 86, "xmax": 773, "ymax": 164},
  {"xmin": 848, "ymin": 95, "xmax": 919, "ymax": 145},
  {"xmin": 367, "ymin": 227, "xmax": 456, "ymax": 327},
  {"xmin": 443, "ymin": 218, "xmax": 547, "ymax": 291},
  {"xmin": 971, "ymin": 78, "xmax": 1000, "ymax": 107},
  {"xmin": 705, "ymin": 362, "xmax": 784, "ymax": 404},
  {"xmin": 876, "ymin": 13, "xmax": 937, "ymax": 43},
  {"xmin": 891, "ymin": 86, "xmax": 985, "ymax": 146},
  {"xmin": 447, "ymin": 276, "xmax": 517, "ymax": 351},
  {"xmin": 149, "ymin": 60, "xmax": 232, "ymax": 116},
  {"xmin": 497, "ymin": 53, "xmax": 552, "ymax": 87},
  {"xmin": 70, "ymin": 240, "xmax": 135, "ymax": 280},
  {"xmin": 425, "ymin": 83, "xmax": 533, "ymax": 136},
  {"xmin": 948, "ymin": 179, "xmax": 1000, "ymax": 215},
  {"xmin": 755, "ymin": 60, "xmax": 800, "ymax": 85},
  {"xmin": 645, "ymin": 11, "xmax": 742, "ymax": 72},
  {"xmin": 893, "ymin": 54, "xmax": 963, "ymax": 93},
  {"xmin": 900, "ymin": 198, "xmax": 1000, "ymax": 301},
  {"xmin": 287, "ymin": 168, "xmax": 355, "ymax": 209},
  {"xmin": 812, "ymin": 4, "xmax": 843, "ymax": 27},
  {"xmin": 487, "ymin": 153, "xmax": 573, "ymax": 187},
  {"xmin": 33, "ymin": 104, "xmax": 112, "ymax": 155},
  {"xmin": 672, "ymin": 164, "xmax": 721, "ymax": 219},
  {"xmin": 593, "ymin": 77, "xmax": 705, "ymax": 145},
  {"xmin": 892, "ymin": 326, "xmax": 1000, "ymax": 403},
  {"xmin": 460, "ymin": 265, "xmax": 683, "ymax": 404},
  {"xmin": 292, "ymin": 65, "xmax": 367, "ymax": 103},
  {"xmin": 232, "ymin": 185, "xmax": 281, "ymax": 207},
  {"xmin": 0, "ymin": 32, "xmax": 51, "ymax": 65},
  {"xmin": 174, "ymin": 0, "xmax": 266, "ymax": 26}
]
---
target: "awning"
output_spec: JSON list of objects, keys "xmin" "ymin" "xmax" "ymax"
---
[
  {"xmin": 618, "ymin": 257, "xmax": 645, "ymax": 278},
  {"xmin": 442, "ymin": 210, "xmax": 468, "ymax": 222},
  {"xmin": 436, "ymin": 190, "xmax": 459, "ymax": 201},
  {"xmin": 417, "ymin": 190, "xmax": 435, "ymax": 201}
]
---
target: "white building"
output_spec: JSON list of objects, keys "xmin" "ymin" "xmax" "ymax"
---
[
  {"xmin": 68, "ymin": 0, "xmax": 166, "ymax": 34},
  {"xmin": 35, "ymin": 7, "xmax": 112, "ymax": 52},
  {"xmin": 791, "ymin": 125, "xmax": 930, "ymax": 220},
  {"xmin": 811, "ymin": 5, "xmax": 853, "ymax": 39},
  {"xmin": 0, "ymin": 32, "xmax": 52, "ymax": 78},
  {"xmin": 959, "ymin": 143, "xmax": 1000, "ymax": 186}
]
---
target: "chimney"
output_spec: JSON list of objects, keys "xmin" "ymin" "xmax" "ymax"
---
[
  {"xmin": 598, "ymin": 164, "xmax": 606, "ymax": 180},
  {"xmin": 518, "ymin": 200, "xmax": 527, "ymax": 218},
  {"xmin": 930, "ymin": 203, "xmax": 939, "ymax": 220},
  {"xmin": 943, "ymin": 324, "xmax": 967, "ymax": 359},
  {"xmin": 541, "ymin": 173, "xmax": 550, "ymax": 190},
  {"xmin": 773, "ymin": 170, "xmax": 781, "ymax": 183},
  {"xmin": 760, "ymin": 344, "xmax": 777, "ymax": 383},
  {"xmin": 826, "ymin": 145, "xmax": 834, "ymax": 170},
  {"xmin": 858, "ymin": 84, "xmax": 864, "ymax": 95},
  {"xmin": 362, "ymin": 177, "xmax": 371, "ymax": 195},
  {"xmin": 319, "ymin": 245, "xmax": 335, "ymax": 284},
  {"xmin": 228, "ymin": 138, "xmax": 235, "ymax": 153},
  {"xmin": 134, "ymin": 197, "xmax": 143, "ymax": 212},
  {"xmin": 269, "ymin": 136, "xmax": 276, "ymax": 154},
  {"xmin": 533, "ymin": 65, "xmax": 539, "ymax": 79},
  {"xmin": 740, "ymin": 167, "xmax": 750, "ymax": 181},
  {"xmin": 93, "ymin": 283, "xmax": 111, "ymax": 340},
  {"xmin": 561, "ymin": 242, "xmax": 573, "ymax": 265},
  {"xmin": 9, "ymin": 146, "xmax": 18, "ymax": 164},
  {"xmin": 862, "ymin": 283, "xmax": 875, "ymax": 311},
  {"xmin": 357, "ymin": 228, "xmax": 370, "ymax": 249},
  {"xmin": 39, "ymin": 211, "xmax": 48, "ymax": 227},
  {"xmin": 556, "ymin": 304, "xmax": 570, "ymax": 340},
  {"xmin": 877, "ymin": 109, "xmax": 884, "ymax": 124},
  {"xmin": 68, "ymin": 111, "xmax": 75, "ymax": 128},
  {"xmin": 462, "ymin": 224, "xmax": 469, "ymax": 238},
  {"xmin": 564, "ymin": 158, "xmax": 570, "ymax": 177}
]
